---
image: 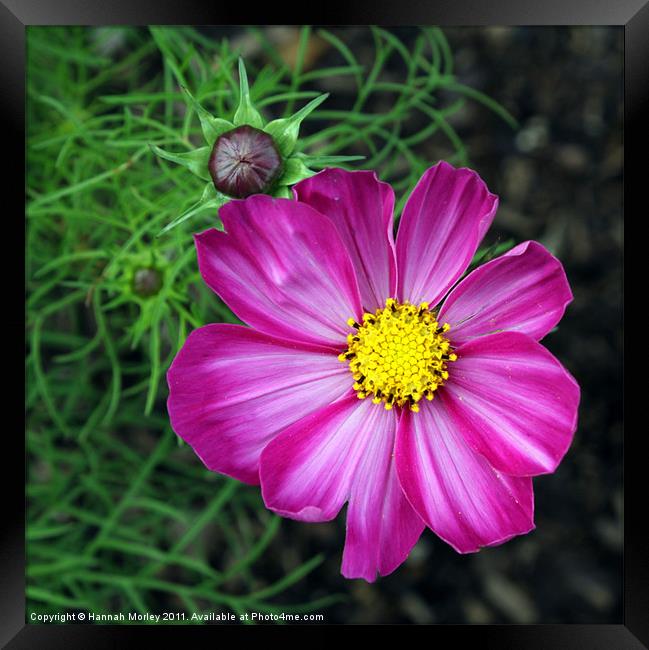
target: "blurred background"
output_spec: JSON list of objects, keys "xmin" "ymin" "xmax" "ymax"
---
[{"xmin": 26, "ymin": 26, "xmax": 623, "ymax": 624}]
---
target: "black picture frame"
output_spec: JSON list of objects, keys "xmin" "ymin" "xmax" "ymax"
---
[{"xmin": 8, "ymin": 1, "xmax": 641, "ymax": 647}]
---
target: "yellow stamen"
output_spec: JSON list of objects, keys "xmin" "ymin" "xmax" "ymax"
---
[{"xmin": 339, "ymin": 300, "xmax": 457, "ymax": 412}]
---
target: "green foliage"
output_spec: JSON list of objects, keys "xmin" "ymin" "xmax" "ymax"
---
[
  {"xmin": 26, "ymin": 25, "xmax": 516, "ymax": 622},
  {"xmin": 469, "ymin": 238, "xmax": 517, "ymax": 271},
  {"xmin": 264, "ymin": 92, "xmax": 330, "ymax": 156}
]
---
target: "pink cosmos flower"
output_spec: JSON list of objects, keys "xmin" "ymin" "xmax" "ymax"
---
[{"xmin": 167, "ymin": 161, "xmax": 580, "ymax": 582}]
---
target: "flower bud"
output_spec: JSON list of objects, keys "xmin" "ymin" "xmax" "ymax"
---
[
  {"xmin": 208, "ymin": 125, "xmax": 282, "ymax": 198},
  {"xmin": 152, "ymin": 58, "xmax": 364, "ymax": 235},
  {"xmin": 133, "ymin": 267, "xmax": 163, "ymax": 297}
]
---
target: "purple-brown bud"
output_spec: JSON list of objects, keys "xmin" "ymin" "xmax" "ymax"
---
[{"xmin": 208, "ymin": 125, "xmax": 283, "ymax": 198}]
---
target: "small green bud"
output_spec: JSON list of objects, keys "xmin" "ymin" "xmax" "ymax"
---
[{"xmin": 133, "ymin": 267, "xmax": 163, "ymax": 297}]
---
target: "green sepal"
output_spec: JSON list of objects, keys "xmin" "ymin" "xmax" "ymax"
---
[
  {"xmin": 273, "ymin": 185, "xmax": 292, "ymax": 199},
  {"xmin": 157, "ymin": 183, "xmax": 227, "ymax": 236},
  {"xmin": 264, "ymin": 93, "xmax": 329, "ymax": 157},
  {"xmin": 233, "ymin": 58, "xmax": 263, "ymax": 129},
  {"xmin": 279, "ymin": 157, "xmax": 317, "ymax": 186},
  {"xmin": 180, "ymin": 85, "xmax": 234, "ymax": 146},
  {"xmin": 150, "ymin": 145, "xmax": 211, "ymax": 181}
]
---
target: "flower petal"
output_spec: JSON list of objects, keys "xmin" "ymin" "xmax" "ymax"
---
[
  {"xmin": 438, "ymin": 241, "xmax": 573, "ymax": 343},
  {"xmin": 167, "ymin": 324, "xmax": 351, "ymax": 485},
  {"xmin": 261, "ymin": 395, "xmax": 424, "ymax": 581},
  {"xmin": 195, "ymin": 195, "xmax": 362, "ymax": 348},
  {"xmin": 342, "ymin": 415, "xmax": 425, "ymax": 582},
  {"xmin": 395, "ymin": 399, "xmax": 535, "ymax": 553},
  {"xmin": 260, "ymin": 395, "xmax": 387, "ymax": 522},
  {"xmin": 294, "ymin": 169, "xmax": 397, "ymax": 311},
  {"xmin": 396, "ymin": 161, "xmax": 498, "ymax": 307},
  {"xmin": 443, "ymin": 331, "xmax": 580, "ymax": 476}
]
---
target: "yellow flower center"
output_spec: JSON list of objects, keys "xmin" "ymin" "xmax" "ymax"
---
[{"xmin": 338, "ymin": 299, "xmax": 457, "ymax": 412}]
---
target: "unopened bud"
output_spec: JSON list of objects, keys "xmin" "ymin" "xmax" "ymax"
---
[
  {"xmin": 208, "ymin": 125, "xmax": 282, "ymax": 198},
  {"xmin": 133, "ymin": 267, "xmax": 163, "ymax": 297}
]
